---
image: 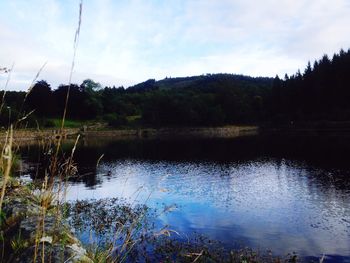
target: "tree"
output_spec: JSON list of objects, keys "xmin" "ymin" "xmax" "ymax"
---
[
  {"xmin": 53, "ymin": 84, "xmax": 86, "ymax": 119},
  {"xmin": 80, "ymin": 79, "xmax": 103, "ymax": 118},
  {"xmin": 25, "ymin": 80, "xmax": 53, "ymax": 117},
  {"xmin": 80, "ymin": 79, "xmax": 102, "ymax": 92}
]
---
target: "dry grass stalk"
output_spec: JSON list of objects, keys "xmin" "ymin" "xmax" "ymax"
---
[
  {"xmin": 0, "ymin": 125, "xmax": 13, "ymax": 214},
  {"xmin": 23, "ymin": 61, "xmax": 48, "ymax": 103},
  {"xmin": 0, "ymin": 63, "xmax": 14, "ymax": 115},
  {"xmin": 60, "ymin": 0, "xmax": 82, "ymax": 132}
]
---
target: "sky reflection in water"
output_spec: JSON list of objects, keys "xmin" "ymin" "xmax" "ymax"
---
[{"xmin": 65, "ymin": 157, "xmax": 350, "ymax": 259}]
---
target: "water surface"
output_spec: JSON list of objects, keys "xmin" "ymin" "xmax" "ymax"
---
[{"xmin": 21, "ymin": 135, "xmax": 350, "ymax": 261}]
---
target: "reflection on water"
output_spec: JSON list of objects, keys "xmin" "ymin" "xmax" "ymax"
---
[{"xmin": 20, "ymin": 136, "xmax": 350, "ymax": 261}]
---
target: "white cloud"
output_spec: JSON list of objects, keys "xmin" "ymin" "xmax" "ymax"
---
[{"xmin": 1, "ymin": 0, "xmax": 350, "ymax": 90}]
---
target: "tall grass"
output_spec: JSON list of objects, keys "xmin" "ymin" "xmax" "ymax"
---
[
  {"xmin": 0, "ymin": 1, "xmax": 84, "ymax": 262},
  {"xmin": 0, "ymin": 63, "xmax": 14, "ymax": 115},
  {"xmin": 0, "ymin": 1, "xmax": 152, "ymax": 262},
  {"xmin": 0, "ymin": 125, "xmax": 13, "ymax": 213}
]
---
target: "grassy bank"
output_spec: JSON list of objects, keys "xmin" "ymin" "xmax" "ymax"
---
[{"xmin": 0, "ymin": 125, "xmax": 259, "ymax": 145}]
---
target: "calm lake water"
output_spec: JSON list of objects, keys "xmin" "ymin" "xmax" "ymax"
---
[{"xmin": 20, "ymin": 135, "xmax": 350, "ymax": 261}]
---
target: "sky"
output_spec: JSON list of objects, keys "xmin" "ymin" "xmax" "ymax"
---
[{"xmin": 1, "ymin": 0, "xmax": 350, "ymax": 91}]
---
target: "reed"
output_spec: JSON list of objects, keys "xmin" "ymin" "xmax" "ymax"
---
[
  {"xmin": 0, "ymin": 1, "xmax": 149, "ymax": 261},
  {"xmin": 0, "ymin": 1, "xmax": 84, "ymax": 262}
]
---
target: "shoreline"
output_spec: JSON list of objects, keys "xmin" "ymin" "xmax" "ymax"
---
[
  {"xmin": 3, "ymin": 121, "xmax": 350, "ymax": 144},
  {"xmin": 82, "ymin": 125, "xmax": 259, "ymax": 140},
  {"xmin": 0, "ymin": 125, "xmax": 259, "ymax": 143}
]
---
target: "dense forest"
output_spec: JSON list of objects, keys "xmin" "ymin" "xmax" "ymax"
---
[{"xmin": 1, "ymin": 48, "xmax": 350, "ymax": 128}]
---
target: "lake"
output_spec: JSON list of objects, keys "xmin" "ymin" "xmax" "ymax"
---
[{"xmin": 20, "ymin": 135, "xmax": 350, "ymax": 262}]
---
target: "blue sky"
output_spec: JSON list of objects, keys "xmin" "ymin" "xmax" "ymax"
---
[{"xmin": 1, "ymin": 0, "xmax": 350, "ymax": 90}]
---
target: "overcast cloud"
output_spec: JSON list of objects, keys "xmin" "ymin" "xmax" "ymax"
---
[{"xmin": 1, "ymin": 0, "xmax": 350, "ymax": 90}]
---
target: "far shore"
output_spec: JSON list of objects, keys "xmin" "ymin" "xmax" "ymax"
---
[
  {"xmin": 3, "ymin": 120, "xmax": 350, "ymax": 144},
  {"xmin": 0, "ymin": 125, "xmax": 258, "ymax": 143}
]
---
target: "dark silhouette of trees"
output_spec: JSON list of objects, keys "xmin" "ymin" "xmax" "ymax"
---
[
  {"xmin": 25, "ymin": 80, "xmax": 53, "ymax": 117},
  {"xmin": 271, "ymin": 48, "xmax": 350, "ymax": 123},
  {"xmin": 54, "ymin": 84, "xmax": 82, "ymax": 119},
  {"xmin": 1, "ymin": 48, "xmax": 350, "ymax": 127}
]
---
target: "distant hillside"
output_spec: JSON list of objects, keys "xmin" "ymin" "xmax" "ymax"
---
[
  {"xmin": 125, "ymin": 74, "xmax": 274, "ymax": 126},
  {"xmin": 128, "ymin": 74, "xmax": 273, "ymax": 92}
]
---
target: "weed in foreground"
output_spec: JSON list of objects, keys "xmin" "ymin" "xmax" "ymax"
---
[{"xmin": 0, "ymin": 1, "xmax": 86, "ymax": 261}]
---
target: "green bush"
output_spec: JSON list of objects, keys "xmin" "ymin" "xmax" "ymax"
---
[{"xmin": 103, "ymin": 113, "xmax": 128, "ymax": 128}]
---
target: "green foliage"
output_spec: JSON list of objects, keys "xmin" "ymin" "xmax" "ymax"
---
[
  {"xmin": 59, "ymin": 231, "xmax": 70, "ymax": 248},
  {"xmin": 267, "ymin": 49, "xmax": 350, "ymax": 123},
  {"xmin": 103, "ymin": 113, "xmax": 128, "ymax": 128},
  {"xmin": 80, "ymin": 79, "xmax": 102, "ymax": 92},
  {"xmin": 86, "ymin": 245, "xmax": 112, "ymax": 263},
  {"xmin": 10, "ymin": 231, "xmax": 28, "ymax": 253},
  {"xmin": 0, "ymin": 210, "xmax": 6, "ymax": 227},
  {"xmin": 49, "ymin": 118, "xmax": 84, "ymax": 128},
  {"xmin": 0, "ymin": 75, "xmax": 272, "ymax": 128},
  {"xmin": 41, "ymin": 118, "xmax": 56, "ymax": 128},
  {"xmin": 2, "ymin": 48, "xmax": 350, "ymax": 128}
]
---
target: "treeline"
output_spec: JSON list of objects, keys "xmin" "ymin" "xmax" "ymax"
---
[
  {"xmin": 0, "ymin": 75, "xmax": 273, "ymax": 127},
  {"xmin": 271, "ymin": 49, "xmax": 350, "ymax": 122},
  {"xmin": 1, "ymin": 48, "xmax": 350, "ymax": 128}
]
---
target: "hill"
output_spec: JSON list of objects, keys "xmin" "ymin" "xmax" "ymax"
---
[
  {"xmin": 1, "ymin": 48, "xmax": 350, "ymax": 128},
  {"xmin": 128, "ymin": 74, "xmax": 272, "ymax": 92}
]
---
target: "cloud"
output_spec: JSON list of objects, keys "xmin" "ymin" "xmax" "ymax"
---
[{"xmin": 1, "ymin": 0, "xmax": 350, "ymax": 90}]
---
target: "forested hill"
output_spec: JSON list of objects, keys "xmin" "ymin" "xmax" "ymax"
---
[
  {"xmin": 126, "ymin": 74, "xmax": 273, "ymax": 126},
  {"xmin": 0, "ymin": 73, "xmax": 274, "ymax": 127},
  {"xmin": 128, "ymin": 74, "xmax": 272, "ymax": 92},
  {"xmin": 1, "ymin": 48, "xmax": 350, "ymax": 128}
]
